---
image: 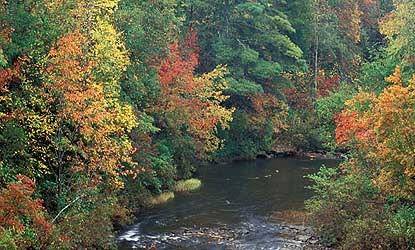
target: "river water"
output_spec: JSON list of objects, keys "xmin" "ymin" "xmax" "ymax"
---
[{"xmin": 118, "ymin": 158, "xmax": 338, "ymax": 250}]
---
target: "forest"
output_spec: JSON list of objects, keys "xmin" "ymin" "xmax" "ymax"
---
[{"xmin": 0, "ymin": 0, "xmax": 414, "ymax": 249}]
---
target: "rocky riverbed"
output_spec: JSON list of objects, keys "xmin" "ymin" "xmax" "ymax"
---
[{"xmin": 118, "ymin": 216, "xmax": 329, "ymax": 250}]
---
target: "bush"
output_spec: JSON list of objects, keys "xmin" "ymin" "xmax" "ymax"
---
[
  {"xmin": 386, "ymin": 206, "xmax": 415, "ymax": 248},
  {"xmin": 0, "ymin": 175, "xmax": 64, "ymax": 249},
  {"xmin": 307, "ymin": 162, "xmax": 415, "ymax": 249},
  {"xmin": 306, "ymin": 165, "xmax": 379, "ymax": 247},
  {"xmin": 58, "ymin": 200, "xmax": 120, "ymax": 249}
]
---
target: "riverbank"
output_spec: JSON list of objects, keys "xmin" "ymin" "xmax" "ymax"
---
[
  {"xmin": 217, "ymin": 149, "xmax": 345, "ymax": 165},
  {"xmin": 257, "ymin": 150, "xmax": 345, "ymax": 161}
]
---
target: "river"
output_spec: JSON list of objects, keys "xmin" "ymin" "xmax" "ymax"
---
[{"xmin": 118, "ymin": 158, "xmax": 338, "ymax": 250}]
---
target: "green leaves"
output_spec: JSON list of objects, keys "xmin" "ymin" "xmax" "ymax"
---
[
  {"xmin": 240, "ymin": 48, "xmax": 259, "ymax": 66},
  {"xmin": 250, "ymin": 60, "xmax": 282, "ymax": 81},
  {"xmin": 225, "ymin": 78, "xmax": 264, "ymax": 96}
]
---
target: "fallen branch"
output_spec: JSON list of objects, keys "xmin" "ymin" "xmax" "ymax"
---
[{"xmin": 52, "ymin": 196, "xmax": 82, "ymax": 223}]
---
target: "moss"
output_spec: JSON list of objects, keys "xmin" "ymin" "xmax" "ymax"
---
[
  {"xmin": 174, "ymin": 178, "xmax": 202, "ymax": 192},
  {"xmin": 150, "ymin": 192, "xmax": 175, "ymax": 205}
]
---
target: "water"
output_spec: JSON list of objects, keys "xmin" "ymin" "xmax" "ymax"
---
[{"xmin": 118, "ymin": 158, "xmax": 338, "ymax": 250}]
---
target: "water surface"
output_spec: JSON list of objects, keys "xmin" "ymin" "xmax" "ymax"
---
[{"xmin": 118, "ymin": 158, "xmax": 338, "ymax": 249}]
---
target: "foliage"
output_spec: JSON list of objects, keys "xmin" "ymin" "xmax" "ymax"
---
[
  {"xmin": 315, "ymin": 84, "xmax": 356, "ymax": 151},
  {"xmin": 308, "ymin": 66, "xmax": 415, "ymax": 249},
  {"xmin": 0, "ymin": 175, "xmax": 63, "ymax": 249},
  {"xmin": 281, "ymin": 70, "xmax": 347, "ymax": 152},
  {"xmin": 2, "ymin": 0, "xmax": 413, "ymax": 248},
  {"xmin": 380, "ymin": 0, "xmax": 415, "ymax": 66},
  {"xmin": 156, "ymin": 32, "xmax": 234, "ymax": 167}
]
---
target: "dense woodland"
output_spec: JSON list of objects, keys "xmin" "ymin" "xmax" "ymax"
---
[{"xmin": 0, "ymin": 0, "xmax": 414, "ymax": 249}]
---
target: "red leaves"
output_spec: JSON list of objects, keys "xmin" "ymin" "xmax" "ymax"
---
[
  {"xmin": 158, "ymin": 29, "xmax": 199, "ymax": 94},
  {"xmin": 335, "ymin": 110, "xmax": 371, "ymax": 144},
  {"xmin": 0, "ymin": 175, "xmax": 53, "ymax": 236},
  {"xmin": 318, "ymin": 74, "xmax": 340, "ymax": 98},
  {"xmin": 158, "ymin": 41, "xmax": 195, "ymax": 90},
  {"xmin": 249, "ymin": 93, "xmax": 288, "ymax": 134},
  {"xmin": 157, "ymin": 31, "xmax": 204, "ymax": 116},
  {"xmin": 0, "ymin": 58, "xmax": 24, "ymax": 93},
  {"xmin": 0, "ymin": 27, "xmax": 14, "ymax": 42},
  {"xmin": 156, "ymin": 31, "xmax": 233, "ymax": 155}
]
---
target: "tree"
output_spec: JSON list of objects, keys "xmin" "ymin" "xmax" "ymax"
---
[
  {"xmin": 380, "ymin": 0, "xmax": 415, "ymax": 69},
  {"xmin": 336, "ymin": 67, "xmax": 415, "ymax": 198},
  {"xmin": 156, "ymin": 31, "xmax": 234, "ymax": 176},
  {"xmin": 0, "ymin": 175, "xmax": 59, "ymax": 249},
  {"xmin": 182, "ymin": 0, "xmax": 303, "ymax": 158}
]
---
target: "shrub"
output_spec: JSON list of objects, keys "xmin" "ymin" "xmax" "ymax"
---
[
  {"xmin": 386, "ymin": 206, "xmax": 415, "ymax": 248},
  {"xmin": 58, "ymin": 200, "xmax": 120, "ymax": 249},
  {"xmin": 0, "ymin": 175, "xmax": 63, "ymax": 249}
]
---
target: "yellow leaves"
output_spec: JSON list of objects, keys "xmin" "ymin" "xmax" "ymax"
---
[
  {"xmin": 94, "ymin": 0, "xmax": 120, "ymax": 13},
  {"xmin": 89, "ymin": 18, "xmax": 130, "ymax": 86},
  {"xmin": 71, "ymin": 0, "xmax": 121, "ymax": 25},
  {"xmin": 375, "ymin": 169, "xmax": 415, "ymax": 199},
  {"xmin": 379, "ymin": 13, "xmax": 398, "ymax": 39},
  {"xmin": 409, "ymin": 74, "xmax": 415, "ymax": 86},
  {"xmin": 45, "ymin": 29, "xmax": 137, "ymax": 190},
  {"xmin": 190, "ymin": 65, "xmax": 235, "ymax": 153},
  {"xmin": 341, "ymin": 67, "xmax": 415, "ymax": 198},
  {"xmin": 385, "ymin": 66, "xmax": 403, "ymax": 85},
  {"xmin": 114, "ymin": 103, "xmax": 138, "ymax": 131},
  {"xmin": 344, "ymin": 87, "xmax": 376, "ymax": 113},
  {"xmin": 379, "ymin": 0, "xmax": 415, "ymax": 61}
]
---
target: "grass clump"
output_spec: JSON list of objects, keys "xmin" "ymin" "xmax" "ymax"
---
[
  {"xmin": 150, "ymin": 192, "xmax": 175, "ymax": 205},
  {"xmin": 174, "ymin": 178, "xmax": 202, "ymax": 192}
]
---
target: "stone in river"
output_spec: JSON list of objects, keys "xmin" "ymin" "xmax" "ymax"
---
[{"xmin": 296, "ymin": 234, "xmax": 311, "ymax": 242}]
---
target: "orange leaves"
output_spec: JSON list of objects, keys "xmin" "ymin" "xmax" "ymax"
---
[
  {"xmin": 337, "ymin": 68, "xmax": 415, "ymax": 198},
  {"xmin": 249, "ymin": 93, "xmax": 288, "ymax": 134},
  {"xmin": 335, "ymin": 110, "xmax": 373, "ymax": 145},
  {"xmin": 0, "ymin": 175, "xmax": 53, "ymax": 239},
  {"xmin": 158, "ymin": 30, "xmax": 199, "ymax": 95},
  {"xmin": 335, "ymin": 0, "xmax": 363, "ymax": 43},
  {"xmin": 45, "ymin": 31, "xmax": 136, "ymax": 189},
  {"xmin": 385, "ymin": 66, "xmax": 403, "ymax": 85},
  {"xmin": 0, "ymin": 58, "xmax": 26, "ymax": 123},
  {"xmin": 335, "ymin": 110, "xmax": 358, "ymax": 145},
  {"xmin": 332, "ymin": 0, "xmax": 377, "ymax": 44}
]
